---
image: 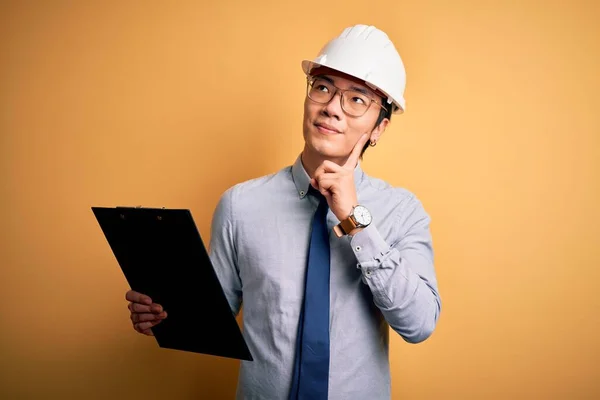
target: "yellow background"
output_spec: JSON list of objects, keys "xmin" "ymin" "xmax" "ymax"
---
[{"xmin": 1, "ymin": 1, "xmax": 599, "ymax": 399}]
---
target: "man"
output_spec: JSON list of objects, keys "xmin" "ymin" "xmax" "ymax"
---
[{"xmin": 126, "ymin": 24, "xmax": 441, "ymax": 399}]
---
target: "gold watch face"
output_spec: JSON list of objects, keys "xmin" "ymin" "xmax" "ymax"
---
[{"xmin": 353, "ymin": 205, "xmax": 372, "ymax": 226}]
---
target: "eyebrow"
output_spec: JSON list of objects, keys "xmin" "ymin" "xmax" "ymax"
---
[{"xmin": 318, "ymin": 75, "xmax": 370, "ymax": 96}]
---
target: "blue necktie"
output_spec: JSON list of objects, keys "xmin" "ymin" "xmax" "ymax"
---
[{"xmin": 289, "ymin": 190, "xmax": 331, "ymax": 400}]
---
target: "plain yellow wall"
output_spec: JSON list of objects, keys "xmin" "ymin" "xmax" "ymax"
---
[{"xmin": 1, "ymin": 1, "xmax": 599, "ymax": 399}]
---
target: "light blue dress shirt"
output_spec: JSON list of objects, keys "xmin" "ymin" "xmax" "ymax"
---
[{"xmin": 209, "ymin": 155, "xmax": 441, "ymax": 400}]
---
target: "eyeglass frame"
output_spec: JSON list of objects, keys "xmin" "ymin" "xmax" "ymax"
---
[{"xmin": 305, "ymin": 75, "xmax": 388, "ymax": 117}]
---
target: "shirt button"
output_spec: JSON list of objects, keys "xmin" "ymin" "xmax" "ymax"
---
[
  {"xmin": 300, "ymin": 190, "xmax": 305, "ymax": 196},
  {"xmin": 366, "ymin": 270, "xmax": 372, "ymax": 276},
  {"xmin": 355, "ymin": 246, "xmax": 361, "ymax": 252}
]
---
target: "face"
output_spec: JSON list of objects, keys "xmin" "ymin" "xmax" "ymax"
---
[{"xmin": 302, "ymin": 68, "xmax": 389, "ymax": 163}]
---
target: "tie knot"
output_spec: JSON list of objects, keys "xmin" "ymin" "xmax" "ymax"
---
[{"xmin": 308, "ymin": 187, "xmax": 329, "ymax": 212}]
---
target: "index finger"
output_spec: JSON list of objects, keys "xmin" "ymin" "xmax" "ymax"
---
[
  {"xmin": 344, "ymin": 133, "xmax": 369, "ymax": 169},
  {"xmin": 125, "ymin": 290, "xmax": 152, "ymax": 305}
]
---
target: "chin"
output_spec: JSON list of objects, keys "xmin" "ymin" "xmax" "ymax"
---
[
  {"xmin": 303, "ymin": 122, "xmax": 345, "ymax": 158},
  {"xmin": 308, "ymin": 138, "xmax": 345, "ymax": 159}
]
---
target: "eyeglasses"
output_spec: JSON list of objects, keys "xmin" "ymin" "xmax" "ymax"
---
[{"xmin": 306, "ymin": 76, "xmax": 387, "ymax": 117}]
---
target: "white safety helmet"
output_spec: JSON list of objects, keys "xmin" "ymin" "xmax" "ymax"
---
[{"xmin": 302, "ymin": 24, "xmax": 407, "ymax": 114}]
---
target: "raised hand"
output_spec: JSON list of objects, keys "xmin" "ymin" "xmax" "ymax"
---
[{"xmin": 310, "ymin": 133, "xmax": 370, "ymax": 222}]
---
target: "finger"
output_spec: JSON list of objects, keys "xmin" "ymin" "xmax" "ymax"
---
[
  {"xmin": 313, "ymin": 164, "xmax": 326, "ymax": 184},
  {"xmin": 141, "ymin": 319, "xmax": 163, "ymax": 336},
  {"xmin": 135, "ymin": 318, "xmax": 164, "ymax": 332},
  {"xmin": 135, "ymin": 322, "xmax": 156, "ymax": 334},
  {"xmin": 128, "ymin": 302, "xmax": 163, "ymax": 314},
  {"xmin": 310, "ymin": 177, "xmax": 324, "ymax": 191},
  {"xmin": 125, "ymin": 290, "xmax": 152, "ymax": 305},
  {"xmin": 313, "ymin": 160, "xmax": 341, "ymax": 181},
  {"xmin": 312, "ymin": 172, "xmax": 338, "ymax": 191},
  {"xmin": 344, "ymin": 133, "xmax": 369, "ymax": 169},
  {"xmin": 312, "ymin": 166, "xmax": 324, "ymax": 190},
  {"xmin": 150, "ymin": 303, "xmax": 163, "ymax": 313},
  {"xmin": 315, "ymin": 176, "xmax": 336, "ymax": 192},
  {"xmin": 313, "ymin": 178, "xmax": 335, "ymax": 199},
  {"xmin": 131, "ymin": 311, "xmax": 167, "ymax": 324},
  {"xmin": 314, "ymin": 166, "xmax": 340, "ymax": 180},
  {"xmin": 128, "ymin": 302, "xmax": 150, "ymax": 313},
  {"xmin": 321, "ymin": 160, "xmax": 343, "ymax": 173}
]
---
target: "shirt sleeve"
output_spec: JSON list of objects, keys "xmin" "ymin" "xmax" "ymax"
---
[
  {"xmin": 208, "ymin": 187, "xmax": 243, "ymax": 316},
  {"xmin": 349, "ymin": 194, "xmax": 441, "ymax": 343}
]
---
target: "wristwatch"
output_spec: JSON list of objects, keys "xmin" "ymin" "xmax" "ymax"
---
[{"xmin": 333, "ymin": 205, "xmax": 372, "ymax": 237}]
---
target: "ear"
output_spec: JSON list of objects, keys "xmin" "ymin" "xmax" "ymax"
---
[{"xmin": 369, "ymin": 118, "xmax": 389, "ymax": 144}]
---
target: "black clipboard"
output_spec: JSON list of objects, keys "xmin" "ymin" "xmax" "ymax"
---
[{"xmin": 92, "ymin": 206, "xmax": 253, "ymax": 361}]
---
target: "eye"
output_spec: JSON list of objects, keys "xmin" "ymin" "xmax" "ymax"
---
[
  {"xmin": 316, "ymin": 84, "xmax": 330, "ymax": 93},
  {"xmin": 351, "ymin": 96, "xmax": 366, "ymax": 105}
]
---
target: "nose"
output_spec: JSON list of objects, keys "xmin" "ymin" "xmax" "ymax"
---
[{"xmin": 321, "ymin": 91, "xmax": 343, "ymax": 120}]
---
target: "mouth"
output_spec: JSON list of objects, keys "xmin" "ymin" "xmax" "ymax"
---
[{"xmin": 314, "ymin": 122, "xmax": 341, "ymax": 134}]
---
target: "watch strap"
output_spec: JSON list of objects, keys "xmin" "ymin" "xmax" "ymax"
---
[{"xmin": 333, "ymin": 216, "xmax": 358, "ymax": 238}]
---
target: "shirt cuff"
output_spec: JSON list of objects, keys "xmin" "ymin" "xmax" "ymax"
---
[{"xmin": 349, "ymin": 223, "xmax": 391, "ymax": 269}]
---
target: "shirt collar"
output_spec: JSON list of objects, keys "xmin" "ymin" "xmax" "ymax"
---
[{"xmin": 291, "ymin": 153, "xmax": 365, "ymax": 199}]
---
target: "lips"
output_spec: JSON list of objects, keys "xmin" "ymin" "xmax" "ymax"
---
[{"xmin": 314, "ymin": 122, "xmax": 341, "ymax": 134}]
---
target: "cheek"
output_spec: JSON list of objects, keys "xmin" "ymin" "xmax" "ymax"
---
[
  {"xmin": 348, "ymin": 115, "xmax": 378, "ymax": 138},
  {"xmin": 304, "ymin": 98, "xmax": 318, "ymax": 119},
  {"xmin": 346, "ymin": 120, "xmax": 371, "ymax": 138}
]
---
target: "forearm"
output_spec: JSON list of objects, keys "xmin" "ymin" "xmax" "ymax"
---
[{"xmin": 350, "ymin": 222, "xmax": 441, "ymax": 343}]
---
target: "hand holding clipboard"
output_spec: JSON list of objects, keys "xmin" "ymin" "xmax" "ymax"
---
[
  {"xmin": 92, "ymin": 206, "xmax": 253, "ymax": 361},
  {"xmin": 126, "ymin": 290, "xmax": 168, "ymax": 336}
]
